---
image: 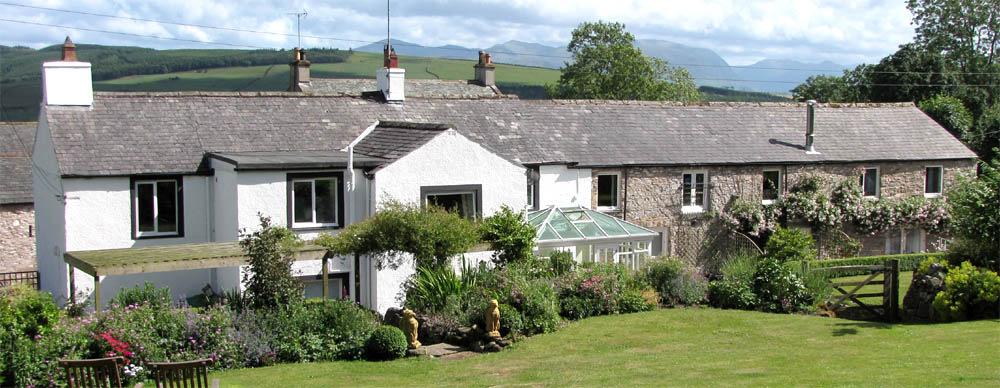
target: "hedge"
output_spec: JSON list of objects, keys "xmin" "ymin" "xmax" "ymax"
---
[{"xmin": 803, "ymin": 252, "xmax": 945, "ymax": 277}]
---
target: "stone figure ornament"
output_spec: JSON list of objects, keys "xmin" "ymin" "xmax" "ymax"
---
[
  {"xmin": 399, "ymin": 308, "xmax": 421, "ymax": 349},
  {"xmin": 485, "ymin": 299, "xmax": 501, "ymax": 338}
]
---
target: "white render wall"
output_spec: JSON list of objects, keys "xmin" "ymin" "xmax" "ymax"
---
[
  {"xmin": 33, "ymin": 114, "xmax": 69, "ymax": 301},
  {"xmin": 538, "ymin": 164, "xmax": 592, "ymax": 208},
  {"xmin": 373, "ymin": 129, "xmax": 527, "ymax": 215},
  {"xmin": 371, "ymin": 250, "xmax": 494, "ymax": 315}
]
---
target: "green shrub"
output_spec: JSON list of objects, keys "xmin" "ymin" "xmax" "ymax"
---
[
  {"xmin": 752, "ymin": 258, "xmax": 812, "ymax": 313},
  {"xmin": 917, "ymin": 255, "xmax": 951, "ymax": 276},
  {"xmin": 0, "ymin": 284, "xmax": 61, "ymax": 339},
  {"xmin": 110, "ymin": 282, "xmax": 171, "ymax": 310},
  {"xmin": 498, "ymin": 303, "xmax": 524, "ymax": 336},
  {"xmin": 364, "ymin": 326, "xmax": 408, "ymax": 361},
  {"xmin": 764, "ymin": 226, "xmax": 817, "ymax": 263},
  {"xmin": 478, "ymin": 261, "xmax": 562, "ymax": 334},
  {"xmin": 947, "ymin": 157, "xmax": 1000, "ymax": 271},
  {"xmin": 707, "ymin": 279, "xmax": 756, "ymax": 310},
  {"xmin": 720, "ymin": 253, "xmax": 759, "ymax": 283},
  {"xmin": 548, "ymin": 251, "xmax": 575, "ymax": 276},
  {"xmin": 404, "ymin": 265, "xmax": 477, "ymax": 314},
  {"xmin": 644, "ymin": 256, "xmax": 708, "ymax": 306},
  {"xmin": 240, "ymin": 214, "xmax": 304, "ymax": 310},
  {"xmin": 480, "ymin": 205, "xmax": 537, "ymax": 266},
  {"xmin": 932, "ymin": 261, "xmax": 1000, "ymax": 321},
  {"xmin": 617, "ymin": 289, "xmax": 655, "ymax": 313}
]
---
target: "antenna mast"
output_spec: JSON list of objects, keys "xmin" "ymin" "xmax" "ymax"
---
[
  {"xmin": 386, "ymin": 0, "xmax": 390, "ymax": 46},
  {"xmin": 288, "ymin": 10, "xmax": 308, "ymax": 48}
]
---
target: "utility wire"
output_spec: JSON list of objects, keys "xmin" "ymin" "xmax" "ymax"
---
[
  {"xmin": 2, "ymin": 19, "xmax": 1000, "ymax": 88},
  {"xmin": 4, "ymin": 1, "xmax": 1000, "ymax": 76}
]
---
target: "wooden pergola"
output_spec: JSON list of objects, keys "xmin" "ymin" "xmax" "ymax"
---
[{"xmin": 63, "ymin": 242, "xmax": 334, "ymax": 308}]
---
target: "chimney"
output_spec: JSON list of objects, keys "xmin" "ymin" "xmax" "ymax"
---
[
  {"xmin": 805, "ymin": 100, "xmax": 818, "ymax": 154},
  {"xmin": 376, "ymin": 43, "xmax": 405, "ymax": 103},
  {"xmin": 42, "ymin": 37, "xmax": 93, "ymax": 106},
  {"xmin": 474, "ymin": 51, "xmax": 495, "ymax": 87},
  {"xmin": 288, "ymin": 47, "xmax": 311, "ymax": 92}
]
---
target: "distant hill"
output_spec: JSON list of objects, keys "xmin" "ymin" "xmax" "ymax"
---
[
  {"xmin": 635, "ymin": 39, "xmax": 745, "ymax": 89},
  {"xmin": 486, "ymin": 40, "xmax": 567, "ymax": 69},
  {"xmin": 733, "ymin": 59, "xmax": 849, "ymax": 94},
  {"xmin": 354, "ymin": 39, "xmax": 478, "ymax": 61}
]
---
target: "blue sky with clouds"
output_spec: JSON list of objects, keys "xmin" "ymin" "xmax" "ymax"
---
[{"xmin": 0, "ymin": 0, "xmax": 917, "ymax": 66}]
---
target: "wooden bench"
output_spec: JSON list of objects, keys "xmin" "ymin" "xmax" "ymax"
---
[
  {"xmin": 147, "ymin": 359, "xmax": 219, "ymax": 388},
  {"xmin": 59, "ymin": 357, "xmax": 127, "ymax": 388}
]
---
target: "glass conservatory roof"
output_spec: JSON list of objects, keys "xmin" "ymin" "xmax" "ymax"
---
[{"xmin": 527, "ymin": 206, "xmax": 657, "ymax": 243}]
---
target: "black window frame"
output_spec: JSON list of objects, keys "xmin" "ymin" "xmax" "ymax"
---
[
  {"xmin": 762, "ymin": 169, "xmax": 781, "ymax": 203},
  {"xmin": 860, "ymin": 167, "xmax": 880, "ymax": 198},
  {"xmin": 596, "ymin": 173, "xmax": 620, "ymax": 209},
  {"xmin": 420, "ymin": 184, "xmax": 483, "ymax": 220},
  {"xmin": 130, "ymin": 175, "xmax": 184, "ymax": 240},
  {"xmin": 925, "ymin": 166, "xmax": 943, "ymax": 197},
  {"xmin": 286, "ymin": 172, "xmax": 345, "ymax": 230}
]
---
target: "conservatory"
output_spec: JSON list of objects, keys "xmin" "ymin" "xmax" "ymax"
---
[{"xmin": 528, "ymin": 206, "xmax": 658, "ymax": 270}]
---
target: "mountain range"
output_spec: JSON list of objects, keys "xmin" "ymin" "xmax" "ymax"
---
[{"xmin": 356, "ymin": 39, "xmax": 851, "ymax": 94}]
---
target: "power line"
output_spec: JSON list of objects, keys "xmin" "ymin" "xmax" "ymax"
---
[
  {"xmin": 5, "ymin": 1, "xmax": 1000, "ymax": 76},
  {"xmin": 0, "ymin": 19, "xmax": 270, "ymax": 49}
]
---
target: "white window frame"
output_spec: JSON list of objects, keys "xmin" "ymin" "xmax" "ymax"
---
[
  {"xmin": 527, "ymin": 181, "xmax": 536, "ymax": 209},
  {"xmin": 762, "ymin": 169, "xmax": 782, "ymax": 205},
  {"xmin": 291, "ymin": 176, "xmax": 340, "ymax": 229},
  {"xmin": 596, "ymin": 173, "xmax": 621, "ymax": 210},
  {"xmin": 924, "ymin": 165, "xmax": 943, "ymax": 198},
  {"xmin": 133, "ymin": 178, "xmax": 181, "ymax": 238},
  {"xmin": 681, "ymin": 170, "xmax": 708, "ymax": 214},
  {"xmin": 861, "ymin": 167, "xmax": 880, "ymax": 199},
  {"xmin": 885, "ymin": 228, "xmax": 925, "ymax": 255},
  {"xmin": 421, "ymin": 184, "xmax": 483, "ymax": 220},
  {"xmin": 613, "ymin": 240, "xmax": 652, "ymax": 270}
]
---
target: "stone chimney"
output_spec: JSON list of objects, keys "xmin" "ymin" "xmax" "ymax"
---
[
  {"xmin": 42, "ymin": 37, "xmax": 93, "ymax": 106},
  {"xmin": 288, "ymin": 47, "xmax": 311, "ymax": 92},
  {"xmin": 376, "ymin": 43, "xmax": 405, "ymax": 103},
  {"xmin": 474, "ymin": 51, "xmax": 495, "ymax": 87}
]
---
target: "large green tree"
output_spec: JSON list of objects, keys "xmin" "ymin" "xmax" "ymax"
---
[
  {"xmin": 548, "ymin": 21, "xmax": 701, "ymax": 101},
  {"xmin": 907, "ymin": 0, "xmax": 1000, "ymax": 70}
]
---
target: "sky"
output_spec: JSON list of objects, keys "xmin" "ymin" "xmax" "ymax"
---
[{"xmin": 0, "ymin": 0, "xmax": 918, "ymax": 66}]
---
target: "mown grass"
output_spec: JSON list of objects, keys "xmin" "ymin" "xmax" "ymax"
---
[{"xmin": 211, "ymin": 307, "xmax": 999, "ymax": 387}]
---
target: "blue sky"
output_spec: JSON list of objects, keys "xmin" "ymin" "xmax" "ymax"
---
[{"xmin": 0, "ymin": 0, "xmax": 917, "ymax": 66}]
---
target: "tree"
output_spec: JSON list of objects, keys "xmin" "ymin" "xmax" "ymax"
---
[
  {"xmin": 548, "ymin": 21, "xmax": 701, "ymax": 101},
  {"xmin": 240, "ymin": 214, "xmax": 304, "ymax": 310},
  {"xmin": 791, "ymin": 74, "xmax": 853, "ymax": 102},
  {"xmin": 967, "ymin": 105, "xmax": 1000, "ymax": 162},
  {"xmin": 317, "ymin": 200, "xmax": 479, "ymax": 269},
  {"xmin": 907, "ymin": 0, "xmax": 1000, "ymax": 69},
  {"xmin": 919, "ymin": 94, "xmax": 974, "ymax": 141},
  {"xmin": 947, "ymin": 155, "xmax": 1000, "ymax": 270}
]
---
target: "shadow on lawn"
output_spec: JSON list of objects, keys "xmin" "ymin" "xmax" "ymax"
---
[{"xmin": 830, "ymin": 321, "xmax": 891, "ymax": 336}]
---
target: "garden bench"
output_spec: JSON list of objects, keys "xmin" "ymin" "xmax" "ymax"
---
[
  {"xmin": 59, "ymin": 356, "xmax": 129, "ymax": 388},
  {"xmin": 147, "ymin": 359, "xmax": 220, "ymax": 388}
]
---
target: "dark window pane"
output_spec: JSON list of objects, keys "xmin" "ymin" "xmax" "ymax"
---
[
  {"xmin": 695, "ymin": 174, "xmax": 705, "ymax": 207},
  {"xmin": 925, "ymin": 167, "xmax": 942, "ymax": 194},
  {"xmin": 863, "ymin": 169, "xmax": 878, "ymax": 197},
  {"xmin": 137, "ymin": 183, "xmax": 154, "ymax": 232},
  {"xmin": 597, "ymin": 175, "xmax": 618, "ymax": 207},
  {"xmin": 682, "ymin": 174, "xmax": 692, "ymax": 205},
  {"xmin": 315, "ymin": 178, "xmax": 337, "ymax": 224},
  {"xmin": 428, "ymin": 193, "xmax": 463, "ymax": 214},
  {"xmin": 156, "ymin": 181, "xmax": 177, "ymax": 233},
  {"xmin": 763, "ymin": 171, "xmax": 780, "ymax": 200},
  {"xmin": 527, "ymin": 183, "xmax": 534, "ymax": 207},
  {"xmin": 293, "ymin": 181, "xmax": 313, "ymax": 223}
]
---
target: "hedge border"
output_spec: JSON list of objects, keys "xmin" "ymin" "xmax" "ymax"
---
[{"xmin": 805, "ymin": 252, "xmax": 945, "ymax": 277}]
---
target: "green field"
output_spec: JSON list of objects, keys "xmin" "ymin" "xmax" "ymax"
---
[{"xmin": 210, "ymin": 308, "xmax": 999, "ymax": 387}]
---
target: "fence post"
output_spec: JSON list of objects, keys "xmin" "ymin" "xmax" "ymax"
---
[{"xmin": 887, "ymin": 259, "xmax": 899, "ymax": 322}]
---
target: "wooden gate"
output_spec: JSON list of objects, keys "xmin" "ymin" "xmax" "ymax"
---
[{"xmin": 805, "ymin": 259, "xmax": 899, "ymax": 322}]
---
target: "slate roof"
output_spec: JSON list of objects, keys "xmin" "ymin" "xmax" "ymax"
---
[
  {"xmin": 208, "ymin": 150, "xmax": 387, "ymax": 170},
  {"xmin": 42, "ymin": 93, "xmax": 977, "ymax": 177},
  {"xmin": 308, "ymin": 78, "xmax": 504, "ymax": 99},
  {"xmin": 352, "ymin": 121, "xmax": 450, "ymax": 162},
  {"xmin": 0, "ymin": 122, "xmax": 36, "ymax": 204}
]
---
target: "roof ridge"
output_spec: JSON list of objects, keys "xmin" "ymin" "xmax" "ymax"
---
[{"xmin": 543, "ymin": 100, "xmax": 917, "ymax": 108}]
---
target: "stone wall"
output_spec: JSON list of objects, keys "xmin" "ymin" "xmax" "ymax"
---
[
  {"xmin": 602, "ymin": 159, "xmax": 976, "ymax": 259},
  {"xmin": 0, "ymin": 203, "xmax": 36, "ymax": 272}
]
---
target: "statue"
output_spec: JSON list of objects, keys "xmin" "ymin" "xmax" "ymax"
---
[
  {"xmin": 399, "ymin": 309, "xmax": 421, "ymax": 349},
  {"xmin": 485, "ymin": 299, "xmax": 501, "ymax": 339}
]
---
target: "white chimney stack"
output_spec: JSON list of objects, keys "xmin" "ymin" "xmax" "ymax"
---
[
  {"xmin": 42, "ymin": 37, "xmax": 93, "ymax": 107},
  {"xmin": 376, "ymin": 43, "xmax": 405, "ymax": 103}
]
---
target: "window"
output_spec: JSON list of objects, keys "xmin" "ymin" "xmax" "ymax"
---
[
  {"xmin": 132, "ymin": 177, "xmax": 183, "ymax": 239},
  {"xmin": 614, "ymin": 240, "xmax": 652, "ymax": 270},
  {"xmin": 527, "ymin": 181, "xmax": 536, "ymax": 210},
  {"xmin": 762, "ymin": 170, "xmax": 781, "ymax": 204},
  {"xmin": 682, "ymin": 171, "xmax": 707, "ymax": 213},
  {"xmin": 886, "ymin": 228, "xmax": 924, "ymax": 254},
  {"xmin": 860, "ymin": 167, "xmax": 880, "ymax": 198},
  {"xmin": 421, "ymin": 184, "xmax": 482, "ymax": 220},
  {"xmin": 527, "ymin": 168, "xmax": 539, "ymax": 210},
  {"xmin": 597, "ymin": 173, "xmax": 619, "ymax": 209},
  {"xmin": 288, "ymin": 172, "xmax": 344, "ymax": 229},
  {"xmin": 925, "ymin": 166, "xmax": 943, "ymax": 197}
]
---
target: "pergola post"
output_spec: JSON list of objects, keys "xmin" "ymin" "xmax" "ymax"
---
[
  {"xmin": 68, "ymin": 263, "xmax": 76, "ymax": 306},
  {"xmin": 321, "ymin": 256, "xmax": 329, "ymax": 300},
  {"xmin": 93, "ymin": 274, "xmax": 101, "ymax": 311}
]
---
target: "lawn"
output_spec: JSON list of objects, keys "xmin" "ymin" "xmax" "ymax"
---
[{"xmin": 211, "ymin": 308, "xmax": 999, "ymax": 387}]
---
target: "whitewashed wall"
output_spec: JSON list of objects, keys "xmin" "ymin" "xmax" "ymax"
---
[
  {"xmin": 539, "ymin": 164, "xmax": 592, "ymax": 208},
  {"xmin": 33, "ymin": 114, "xmax": 69, "ymax": 301},
  {"xmin": 371, "ymin": 249, "xmax": 494, "ymax": 315},
  {"xmin": 373, "ymin": 129, "xmax": 527, "ymax": 215}
]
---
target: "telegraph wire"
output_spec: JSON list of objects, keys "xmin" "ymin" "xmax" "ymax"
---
[{"xmin": 3, "ymin": 1, "xmax": 1000, "ymax": 76}]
